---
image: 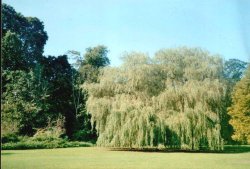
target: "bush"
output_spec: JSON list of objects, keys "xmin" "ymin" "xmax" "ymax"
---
[
  {"xmin": 33, "ymin": 126, "xmax": 65, "ymax": 141},
  {"xmin": 1, "ymin": 133, "xmax": 19, "ymax": 143},
  {"xmin": 72, "ymin": 130, "xmax": 97, "ymax": 143},
  {"xmin": 1, "ymin": 138, "xmax": 93, "ymax": 150},
  {"xmin": 1, "ymin": 127, "xmax": 94, "ymax": 150}
]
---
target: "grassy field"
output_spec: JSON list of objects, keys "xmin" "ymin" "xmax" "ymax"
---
[{"xmin": 1, "ymin": 146, "xmax": 250, "ymax": 169}]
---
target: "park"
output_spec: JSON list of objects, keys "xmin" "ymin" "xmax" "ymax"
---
[{"xmin": 1, "ymin": 1, "xmax": 250, "ymax": 169}]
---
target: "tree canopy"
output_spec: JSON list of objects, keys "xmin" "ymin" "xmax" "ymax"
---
[
  {"xmin": 2, "ymin": 3, "xmax": 48, "ymax": 71},
  {"xmin": 228, "ymin": 65, "xmax": 250, "ymax": 144},
  {"xmin": 1, "ymin": 68, "xmax": 49, "ymax": 135},
  {"xmin": 223, "ymin": 59, "xmax": 248, "ymax": 83},
  {"xmin": 85, "ymin": 47, "xmax": 226, "ymax": 150},
  {"xmin": 220, "ymin": 59, "xmax": 247, "ymax": 143},
  {"xmin": 79, "ymin": 45, "xmax": 110, "ymax": 83}
]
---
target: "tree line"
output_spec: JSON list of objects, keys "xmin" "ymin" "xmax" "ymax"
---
[
  {"xmin": 1, "ymin": 4, "xmax": 249, "ymax": 149},
  {"xmin": 1, "ymin": 4, "xmax": 109, "ymax": 141}
]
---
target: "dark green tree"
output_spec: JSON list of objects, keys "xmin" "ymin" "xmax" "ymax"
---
[
  {"xmin": 1, "ymin": 31, "xmax": 26, "ymax": 71},
  {"xmin": 40, "ymin": 55, "xmax": 76, "ymax": 138},
  {"xmin": 2, "ymin": 3, "xmax": 48, "ymax": 70},
  {"xmin": 1, "ymin": 4, "xmax": 49, "ymax": 136}
]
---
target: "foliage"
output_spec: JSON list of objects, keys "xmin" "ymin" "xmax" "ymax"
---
[
  {"xmin": 1, "ymin": 133, "xmax": 20, "ymax": 144},
  {"xmin": 83, "ymin": 45, "xmax": 110, "ymax": 68},
  {"xmin": 1, "ymin": 4, "xmax": 51, "ymax": 136},
  {"xmin": 1, "ymin": 55, "xmax": 77, "ymax": 138},
  {"xmin": 2, "ymin": 3, "xmax": 248, "ymax": 148},
  {"xmin": 65, "ymin": 53, "xmax": 86, "ymax": 132},
  {"xmin": 1, "ymin": 31, "xmax": 26, "ymax": 71},
  {"xmin": 220, "ymin": 59, "xmax": 248, "ymax": 143},
  {"xmin": 72, "ymin": 130, "xmax": 97, "ymax": 143},
  {"xmin": 1, "ymin": 68, "xmax": 49, "ymax": 135},
  {"xmin": 228, "ymin": 65, "xmax": 250, "ymax": 144},
  {"xmin": 85, "ymin": 47, "xmax": 226, "ymax": 150},
  {"xmin": 67, "ymin": 46, "xmax": 111, "ymax": 141},
  {"xmin": 2, "ymin": 3, "xmax": 48, "ymax": 70},
  {"xmin": 32, "ymin": 116, "xmax": 65, "ymax": 141},
  {"xmin": 1, "ymin": 139, "xmax": 93, "ymax": 150},
  {"xmin": 223, "ymin": 59, "xmax": 248, "ymax": 83},
  {"xmin": 40, "ymin": 55, "xmax": 76, "ymax": 138},
  {"xmin": 79, "ymin": 45, "xmax": 110, "ymax": 83},
  {"xmin": 1, "ymin": 123, "xmax": 93, "ymax": 150}
]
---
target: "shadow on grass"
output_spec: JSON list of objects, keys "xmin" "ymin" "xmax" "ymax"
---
[
  {"xmin": 222, "ymin": 145, "xmax": 250, "ymax": 154},
  {"xmin": 109, "ymin": 145, "xmax": 250, "ymax": 154},
  {"xmin": 1, "ymin": 152, "xmax": 15, "ymax": 156}
]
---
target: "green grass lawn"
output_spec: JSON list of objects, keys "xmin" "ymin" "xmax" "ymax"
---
[{"xmin": 1, "ymin": 146, "xmax": 250, "ymax": 169}]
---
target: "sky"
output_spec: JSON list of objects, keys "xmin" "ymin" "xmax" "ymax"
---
[{"xmin": 3, "ymin": 0, "xmax": 250, "ymax": 66}]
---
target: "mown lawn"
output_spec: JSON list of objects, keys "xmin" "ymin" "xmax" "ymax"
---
[{"xmin": 1, "ymin": 146, "xmax": 250, "ymax": 169}]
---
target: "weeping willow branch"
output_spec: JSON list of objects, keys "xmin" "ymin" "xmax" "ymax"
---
[{"xmin": 84, "ymin": 47, "xmax": 226, "ymax": 150}]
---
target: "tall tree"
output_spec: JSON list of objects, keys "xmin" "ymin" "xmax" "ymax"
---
[
  {"xmin": 2, "ymin": 3, "xmax": 48, "ymax": 70},
  {"xmin": 66, "ymin": 50, "xmax": 84, "ymax": 120},
  {"xmin": 66, "ymin": 46, "xmax": 110, "ymax": 141},
  {"xmin": 40, "ymin": 55, "xmax": 75, "ymax": 138},
  {"xmin": 228, "ymin": 65, "xmax": 250, "ymax": 144},
  {"xmin": 83, "ymin": 45, "xmax": 110, "ymax": 68},
  {"xmin": 1, "ymin": 4, "xmax": 49, "ymax": 136},
  {"xmin": 79, "ymin": 45, "xmax": 110, "ymax": 83},
  {"xmin": 85, "ymin": 47, "xmax": 226, "ymax": 150}
]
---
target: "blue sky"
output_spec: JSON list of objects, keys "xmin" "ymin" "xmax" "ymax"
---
[{"xmin": 4, "ymin": 0, "xmax": 250, "ymax": 66}]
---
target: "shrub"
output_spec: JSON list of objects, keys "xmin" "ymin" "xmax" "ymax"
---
[
  {"xmin": 1, "ymin": 133, "xmax": 19, "ymax": 143},
  {"xmin": 2, "ymin": 126, "xmax": 94, "ymax": 150},
  {"xmin": 72, "ymin": 130, "xmax": 97, "ymax": 143},
  {"xmin": 33, "ymin": 126, "xmax": 65, "ymax": 141},
  {"xmin": 1, "ymin": 137, "xmax": 93, "ymax": 150}
]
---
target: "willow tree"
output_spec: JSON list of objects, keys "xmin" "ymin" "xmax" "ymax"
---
[{"xmin": 85, "ymin": 47, "xmax": 226, "ymax": 150}]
